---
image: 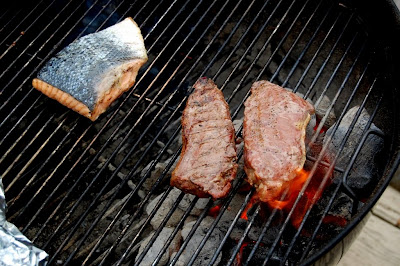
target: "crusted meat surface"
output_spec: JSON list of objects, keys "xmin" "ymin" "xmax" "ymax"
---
[
  {"xmin": 171, "ymin": 77, "xmax": 238, "ymax": 199},
  {"xmin": 243, "ymin": 81, "xmax": 315, "ymax": 202}
]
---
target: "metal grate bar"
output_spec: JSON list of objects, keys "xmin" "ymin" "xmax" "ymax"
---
[
  {"xmin": 248, "ymin": 62, "xmax": 374, "ymax": 264},
  {"xmin": 257, "ymin": 0, "xmax": 316, "ymax": 82},
  {"xmin": 7, "ymin": 117, "xmax": 78, "ymax": 209},
  {"xmin": 288, "ymin": 12, "xmax": 353, "ymax": 92},
  {"xmin": 0, "ymin": 0, "xmax": 89, "ymax": 86},
  {"xmin": 104, "ymin": 135, "xmax": 183, "ymax": 265},
  {"xmin": 169, "ymin": 197, "xmax": 216, "ymax": 265},
  {"xmin": 0, "ymin": 1, "xmax": 393, "ymax": 265},
  {"xmin": 68, "ymin": 0, "xmax": 247, "ymax": 262},
  {"xmin": 219, "ymin": 0, "xmax": 288, "ymax": 92},
  {"xmin": 4, "ymin": 114, "xmax": 69, "ymax": 191},
  {"xmin": 0, "ymin": 95, "xmax": 43, "ymax": 147},
  {"xmin": 45, "ymin": 0, "xmax": 227, "ymax": 262},
  {"xmin": 1, "ymin": 113, "xmax": 55, "ymax": 180},
  {"xmin": 138, "ymin": 192, "xmax": 199, "ymax": 265},
  {"xmin": 79, "ymin": 0, "xmax": 256, "ymax": 263},
  {"xmin": 131, "ymin": 93, "xmax": 178, "ymax": 112},
  {"xmin": 211, "ymin": 0, "xmax": 279, "ymax": 81},
  {"xmin": 270, "ymin": 0, "xmax": 332, "ymax": 83},
  {"xmin": 227, "ymin": 205, "xmax": 262, "ymax": 266},
  {"xmin": 210, "ymin": 9, "xmax": 365, "ymax": 264},
  {"xmin": 300, "ymin": 96, "xmax": 383, "ymax": 262},
  {"xmin": 280, "ymin": 4, "xmax": 337, "ymax": 87},
  {"xmin": 0, "ymin": 108, "xmax": 45, "ymax": 165},
  {"xmin": 0, "ymin": 0, "xmax": 104, "ymax": 126},
  {"xmin": 301, "ymin": 92, "xmax": 383, "ymax": 264},
  {"xmin": 188, "ymin": 0, "xmax": 330, "ymax": 263},
  {"xmin": 0, "ymin": 9, "xmax": 22, "ymax": 42},
  {"xmin": 0, "ymin": 9, "xmax": 11, "ymax": 25},
  {"xmin": 163, "ymin": 2, "xmax": 333, "ymax": 263},
  {"xmin": 280, "ymin": 45, "xmax": 370, "ymax": 263},
  {"xmin": 18, "ymin": 0, "xmax": 189, "ymax": 240},
  {"xmin": 0, "ymin": 0, "xmax": 57, "ymax": 59},
  {"xmin": 135, "ymin": 189, "xmax": 190, "ymax": 264},
  {"xmin": 300, "ymin": 14, "xmax": 355, "ymax": 96},
  {"xmin": 261, "ymin": 45, "xmax": 372, "ymax": 265},
  {"xmin": 307, "ymin": 33, "xmax": 361, "ymax": 148},
  {"xmin": 3, "ymin": 0, "xmax": 164, "ymax": 214},
  {"xmin": 83, "ymin": 115, "xmax": 183, "ymax": 264},
  {"xmin": 282, "ymin": 9, "xmax": 347, "ymax": 87},
  {"xmin": 83, "ymin": 0, "xmax": 268, "ymax": 262},
  {"xmin": 107, "ymin": 0, "xmax": 294, "ymax": 260}
]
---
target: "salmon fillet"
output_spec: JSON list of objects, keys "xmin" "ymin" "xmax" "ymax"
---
[
  {"xmin": 243, "ymin": 81, "xmax": 315, "ymax": 202},
  {"xmin": 171, "ymin": 78, "xmax": 238, "ymax": 199},
  {"xmin": 32, "ymin": 17, "xmax": 148, "ymax": 121}
]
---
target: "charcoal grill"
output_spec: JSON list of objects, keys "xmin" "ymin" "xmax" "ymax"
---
[{"xmin": 1, "ymin": 0, "xmax": 400, "ymax": 265}]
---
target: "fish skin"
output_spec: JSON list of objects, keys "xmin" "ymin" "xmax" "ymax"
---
[{"xmin": 33, "ymin": 17, "xmax": 147, "ymax": 120}]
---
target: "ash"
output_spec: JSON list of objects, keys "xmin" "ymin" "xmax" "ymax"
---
[{"xmin": 19, "ymin": 1, "xmax": 389, "ymax": 264}]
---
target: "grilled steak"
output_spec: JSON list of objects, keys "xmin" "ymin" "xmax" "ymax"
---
[
  {"xmin": 243, "ymin": 81, "xmax": 315, "ymax": 202},
  {"xmin": 171, "ymin": 77, "xmax": 238, "ymax": 199},
  {"xmin": 32, "ymin": 17, "xmax": 148, "ymax": 121}
]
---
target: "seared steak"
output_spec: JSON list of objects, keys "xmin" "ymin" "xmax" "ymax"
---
[
  {"xmin": 243, "ymin": 81, "xmax": 315, "ymax": 202},
  {"xmin": 171, "ymin": 77, "xmax": 238, "ymax": 199}
]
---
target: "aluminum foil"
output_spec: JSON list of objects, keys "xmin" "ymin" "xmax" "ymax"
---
[{"xmin": 0, "ymin": 178, "xmax": 48, "ymax": 265}]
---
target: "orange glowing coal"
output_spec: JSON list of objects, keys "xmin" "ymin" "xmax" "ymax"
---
[
  {"xmin": 240, "ymin": 196, "xmax": 258, "ymax": 220},
  {"xmin": 240, "ymin": 168, "xmax": 334, "ymax": 228},
  {"xmin": 268, "ymin": 169, "xmax": 310, "ymax": 210},
  {"xmin": 208, "ymin": 205, "xmax": 222, "ymax": 218}
]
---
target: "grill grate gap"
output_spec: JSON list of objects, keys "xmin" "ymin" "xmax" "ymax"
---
[{"xmin": 0, "ymin": 0, "xmax": 397, "ymax": 265}]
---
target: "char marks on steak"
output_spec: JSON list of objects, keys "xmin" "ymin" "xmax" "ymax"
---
[
  {"xmin": 243, "ymin": 81, "xmax": 315, "ymax": 202},
  {"xmin": 171, "ymin": 77, "xmax": 238, "ymax": 199}
]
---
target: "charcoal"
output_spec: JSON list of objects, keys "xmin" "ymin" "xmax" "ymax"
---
[
  {"xmin": 324, "ymin": 106, "xmax": 384, "ymax": 197},
  {"xmin": 306, "ymin": 114, "xmax": 317, "ymax": 147},
  {"xmin": 315, "ymin": 95, "xmax": 336, "ymax": 128},
  {"xmin": 145, "ymin": 188, "xmax": 184, "ymax": 228},
  {"xmin": 171, "ymin": 216, "xmax": 223, "ymax": 266},
  {"xmin": 178, "ymin": 194, "xmax": 210, "ymax": 216},
  {"xmin": 141, "ymin": 157, "xmax": 176, "ymax": 192},
  {"xmin": 136, "ymin": 227, "xmax": 181, "ymax": 266}
]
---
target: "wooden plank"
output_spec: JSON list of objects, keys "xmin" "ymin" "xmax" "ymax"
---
[
  {"xmin": 372, "ymin": 186, "xmax": 400, "ymax": 227},
  {"xmin": 338, "ymin": 185, "xmax": 400, "ymax": 266},
  {"xmin": 338, "ymin": 215, "xmax": 400, "ymax": 266}
]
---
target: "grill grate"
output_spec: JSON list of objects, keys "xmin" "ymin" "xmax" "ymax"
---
[{"xmin": 0, "ymin": 0, "xmax": 398, "ymax": 265}]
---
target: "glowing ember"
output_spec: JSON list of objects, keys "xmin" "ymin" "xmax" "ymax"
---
[
  {"xmin": 234, "ymin": 241, "xmax": 265, "ymax": 266},
  {"xmin": 268, "ymin": 169, "xmax": 310, "ymax": 210},
  {"xmin": 322, "ymin": 215, "xmax": 347, "ymax": 227},
  {"xmin": 240, "ymin": 196, "xmax": 258, "ymax": 220},
  {"xmin": 270, "ymin": 167, "xmax": 333, "ymax": 228},
  {"xmin": 208, "ymin": 205, "xmax": 222, "ymax": 218},
  {"xmin": 239, "ymin": 167, "xmax": 333, "ymax": 228},
  {"xmin": 313, "ymin": 123, "xmax": 327, "ymax": 133},
  {"xmin": 235, "ymin": 241, "xmax": 250, "ymax": 265}
]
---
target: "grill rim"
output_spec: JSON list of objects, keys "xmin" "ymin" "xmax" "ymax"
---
[
  {"xmin": 303, "ymin": 1, "xmax": 400, "ymax": 263},
  {"xmin": 1, "ymin": 0, "xmax": 400, "ymax": 264}
]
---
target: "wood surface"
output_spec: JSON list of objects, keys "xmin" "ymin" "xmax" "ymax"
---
[{"xmin": 338, "ymin": 186, "xmax": 400, "ymax": 266}]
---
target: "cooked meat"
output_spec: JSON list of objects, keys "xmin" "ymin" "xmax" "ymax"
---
[
  {"xmin": 171, "ymin": 77, "xmax": 238, "ymax": 199},
  {"xmin": 243, "ymin": 81, "xmax": 315, "ymax": 202},
  {"xmin": 32, "ymin": 17, "xmax": 148, "ymax": 121}
]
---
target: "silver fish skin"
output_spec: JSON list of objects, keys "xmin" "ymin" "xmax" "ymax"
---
[{"xmin": 34, "ymin": 17, "xmax": 148, "ymax": 120}]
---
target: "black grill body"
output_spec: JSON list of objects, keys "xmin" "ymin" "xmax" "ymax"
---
[{"xmin": 0, "ymin": 0, "xmax": 399, "ymax": 265}]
